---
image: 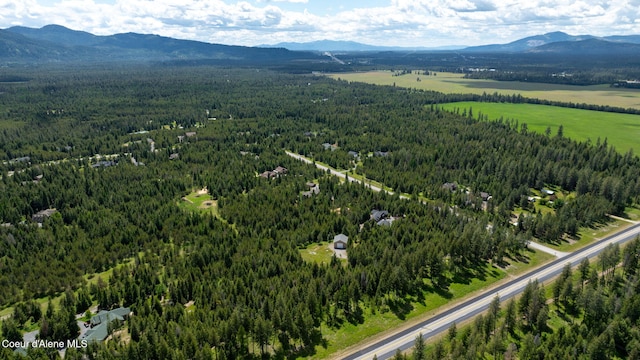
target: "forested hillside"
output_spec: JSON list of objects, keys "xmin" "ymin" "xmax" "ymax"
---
[{"xmin": 0, "ymin": 65, "xmax": 639, "ymax": 359}]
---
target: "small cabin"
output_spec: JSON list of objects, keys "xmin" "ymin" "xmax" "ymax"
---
[{"xmin": 333, "ymin": 234, "xmax": 348, "ymax": 250}]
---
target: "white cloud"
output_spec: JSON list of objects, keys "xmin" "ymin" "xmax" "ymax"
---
[
  {"xmin": 260, "ymin": 0, "xmax": 308, "ymax": 3},
  {"xmin": 0, "ymin": 0, "xmax": 639, "ymax": 47}
]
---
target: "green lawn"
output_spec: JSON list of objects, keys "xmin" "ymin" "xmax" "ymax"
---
[
  {"xmin": 84, "ymin": 256, "xmax": 137, "ymax": 286},
  {"xmin": 515, "ymin": 188, "xmax": 576, "ymax": 218},
  {"xmin": 178, "ymin": 188, "xmax": 222, "ymax": 217},
  {"xmin": 625, "ymin": 206, "xmax": 640, "ymax": 221},
  {"xmin": 329, "ymin": 71, "xmax": 640, "ymax": 110},
  {"xmin": 440, "ymin": 101, "xmax": 640, "ymax": 155},
  {"xmin": 300, "ymin": 242, "xmax": 344, "ymax": 265}
]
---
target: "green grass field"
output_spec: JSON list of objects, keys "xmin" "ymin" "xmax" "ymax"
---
[
  {"xmin": 626, "ymin": 206, "xmax": 640, "ymax": 221},
  {"xmin": 329, "ymin": 71, "xmax": 640, "ymax": 110},
  {"xmin": 439, "ymin": 102, "xmax": 640, "ymax": 154},
  {"xmin": 178, "ymin": 188, "xmax": 220, "ymax": 216},
  {"xmin": 300, "ymin": 242, "xmax": 344, "ymax": 264}
]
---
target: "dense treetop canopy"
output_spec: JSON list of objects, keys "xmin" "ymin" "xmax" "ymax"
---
[{"xmin": 0, "ymin": 65, "xmax": 639, "ymax": 359}]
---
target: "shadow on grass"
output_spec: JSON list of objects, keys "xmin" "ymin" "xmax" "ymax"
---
[
  {"xmin": 345, "ymin": 305, "xmax": 365, "ymax": 325},
  {"xmin": 387, "ymin": 297, "xmax": 414, "ymax": 320},
  {"xmin": 271, "ymin": 329, "xmax": 326, "ymax": 360},
  {"xmin": 506, "ymin": 247, "xmax": 534, "ymax": 265},
  {"xmin": 433, "ymin": 284, "xmax": 453, "ymax": 300},
  {"xmin": 554, "ymin": 308, "xmax": 574, "ymax": 325},
  {"xmin": 451, "ymin": 264, "xmax": 491, "ymax": 285}
]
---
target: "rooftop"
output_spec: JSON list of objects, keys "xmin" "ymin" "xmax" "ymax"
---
[
  {"xmin": 81, "ymin": 307, "xmax": 131, "ymax": 343},
  {"xmin": 333, "ymin": 234, "xmax": 348, "ymax": 243}
]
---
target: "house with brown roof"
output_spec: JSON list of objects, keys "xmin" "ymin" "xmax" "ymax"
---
[
  {"xmin": 261, "ymin": 166, "xmax": 288, "ymax": 179},
  {"xmin": 260, "ymin": 170, "xmax": 277, "ymax": 179},
  {"xmin": 274, "ymin": 166, "xmax": 288, "ymax": 175}
]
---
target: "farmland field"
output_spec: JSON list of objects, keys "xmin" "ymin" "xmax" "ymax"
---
[
  {"xmin": 329, "ymin": 71, "xmax": 640, "ymax": 110},
  {"xmin": 439, "ymin": 102, "xmax": 640, "ymax": 154}
]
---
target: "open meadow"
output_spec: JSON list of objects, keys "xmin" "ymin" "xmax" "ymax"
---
[
  {"xmin": 439, "ymin": 102, "xmax": 640, "ymax": 154},
  {"xmin": 330, "ymin": 71, "xmax": 640, "ymax": 110}
]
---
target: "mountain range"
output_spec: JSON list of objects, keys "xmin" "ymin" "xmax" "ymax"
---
[
  {"xmin": 0, "ymin": 24, "xmax": 322, "ymax": 65},
  {"xmin": 266, "ymin": 31, "xmax": 640, "ymax": 53},
  {"xmin": 259, "ymin": 40, "xmax": 463, "ymax": 52},
  {"xmin": 461, "ymin": 31, "xmax": 640, "ymax": 53},
  {"xmin": 2, "ymin": 25, "xmax": 640, "ymax": 65}
]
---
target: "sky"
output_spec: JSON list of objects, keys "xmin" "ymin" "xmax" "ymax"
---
[{"xmin": 1, "ymin": 0, "xmax": 640, "ymax": 47}]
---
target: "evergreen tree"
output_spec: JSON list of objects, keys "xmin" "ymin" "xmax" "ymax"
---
[{"xmin": 413, "ymin": 333, "xmax": 426, "ymax": 360}]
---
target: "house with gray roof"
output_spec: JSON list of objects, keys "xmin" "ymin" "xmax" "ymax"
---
[
  {"xmin": 32, "ymin": 208, "xmax": 58, "ymax": 223},
  {"xmin": 322, "ymin": 143, "xmax": 337, "ymax": 151},
  {"xmin": 91, "ymin": 160, "xmax": 116, "ymax": 168},
  {"xmin": 371, "ymin": 209, "xmax": 389, "ymax": 222},
  {"xmin": 377, "ymin": 218, "xmax": 394, "ymax": 227},
  {"xmin": 442, "ymin": 182, "xmax": 458, "ymax": 192},
  {"xmin": 302, "ymin": 182, "xmax": 320, "ymax": 197},
  {"xmin": 80, "ymin": 307, "xmax": 131, "ymax": 343},
  {"xmin": 333, "ymin": 234, "xmax": 348, "ymax": 250}
]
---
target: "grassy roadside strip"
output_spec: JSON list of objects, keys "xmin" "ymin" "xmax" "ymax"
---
[
  {"xmin": 319, "ymin": 251, "xmax": 555, "ymax": 359},
  {"xmin": 327, "ymin": 218, "xmax": 640, "ymax": 360},
  {"xmin": 529, "ymin": 216, "xmax": 637, "ymax": 254}
]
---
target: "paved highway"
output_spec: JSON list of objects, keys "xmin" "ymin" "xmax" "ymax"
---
[
  {"xmin": 342, "ymin": 222, "xmax": 640, "ymax": 360},
  {"xmin": 285, "ymin": 150, "xmax": 640, "ymax": 359}
]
